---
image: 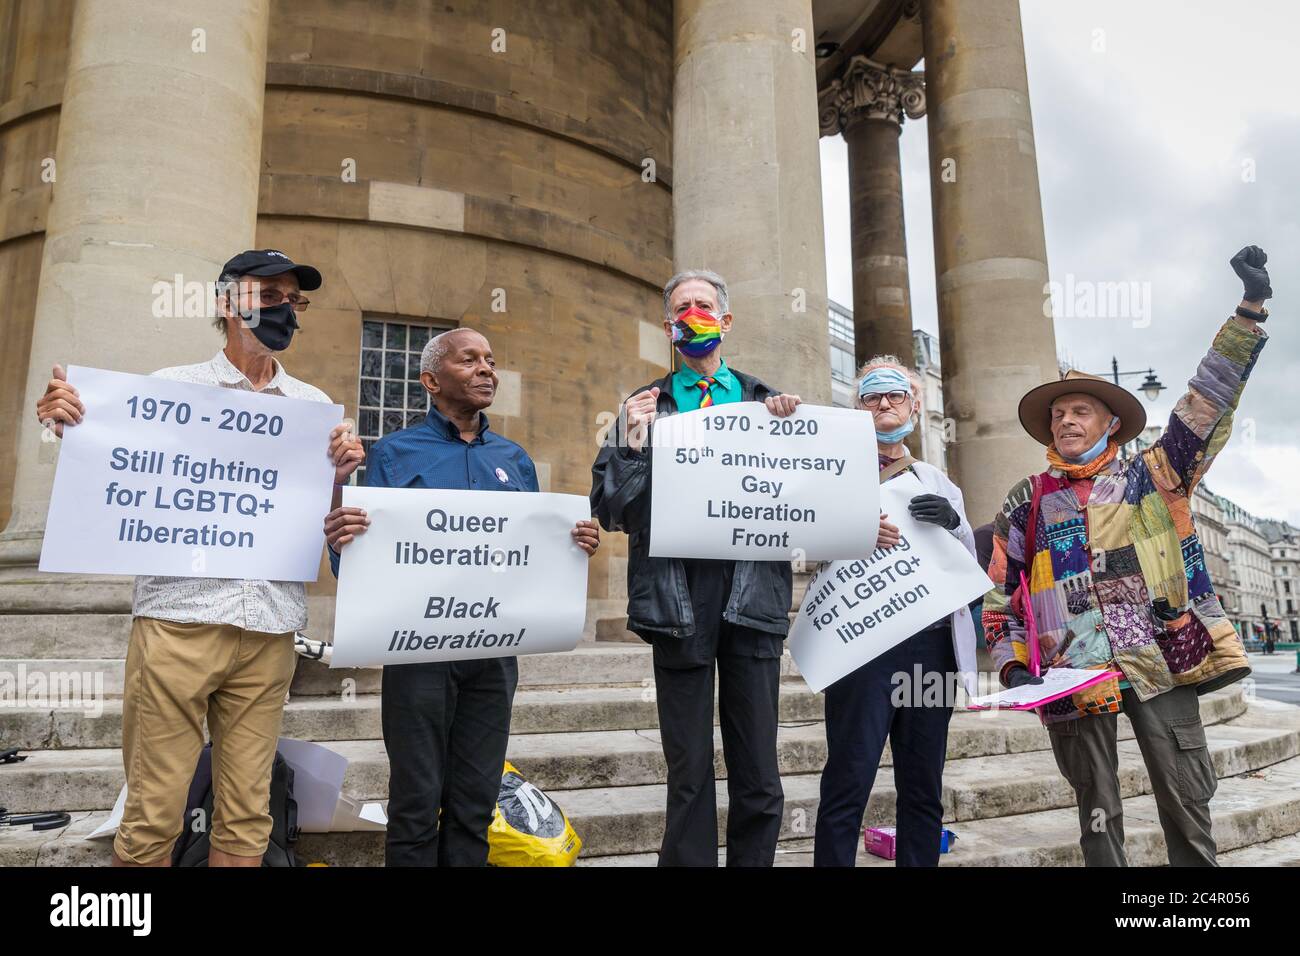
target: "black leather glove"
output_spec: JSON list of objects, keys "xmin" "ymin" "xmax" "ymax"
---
[
  {"xmin": 1005, "ymin": 665, "xmax": 1043, "ymax": 689},
  {"xmin": 1230, "ymin": 245, "xmax": 1272, "ymax": 302},
  {"xmin": 908, "ymin": 493, "xmax": 960, "ymax": 530}
]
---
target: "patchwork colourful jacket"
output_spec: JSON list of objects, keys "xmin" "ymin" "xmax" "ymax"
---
[{"xmin": 982, "ymin": 319, "xmax": 1267, "ymax": 723}]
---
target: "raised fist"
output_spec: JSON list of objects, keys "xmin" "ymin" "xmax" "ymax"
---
[{"xmin": 1230, "ymin": 245, "xmax": 1272, "ymax": 302}]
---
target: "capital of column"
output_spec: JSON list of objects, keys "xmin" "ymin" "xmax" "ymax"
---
[{"xmin": 819, "ymin": 56, "xmax": 925, "ymax": 137}]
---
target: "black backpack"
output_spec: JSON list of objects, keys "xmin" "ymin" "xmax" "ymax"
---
[{"xmin": 171, "ymin": 743, "xmax": 300, "ymax": 867}]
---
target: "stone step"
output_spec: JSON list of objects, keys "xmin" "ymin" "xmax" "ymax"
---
[
  {"xmin": 534, "ymin": 703, "xmax": 1300, "ymax": 857},
  {"xmin": 1, "ymin": 694, "xmax": 1289, "ymax": 849},
  {"xmin": 0, "ymin": 614, "xmax": 133, "ymax": 658},
  {"xmin": 582, "ymin": 752, "xmax": 1300, "ymax": 867},
  {"xmin": 0, "ymin": 681, "xmax": 826, "ymax": 750},
  {"xmin": 0, "ymin": 677, "xmax": 1246, "ymax": 753},
  {"xmin": 1, "ymin": 642, "xmax": 706, "ymax": 700},
  {"xmin": 0, "ymin": 575, "xmax": 133, "ymax": 616},
  {"xmin": 1215, "ymin": 831, "xmax": 1300, "ymax": 866},
  {"xmin": 11, "ymin": 740, "xmax": 1299, "ymax": 868}
]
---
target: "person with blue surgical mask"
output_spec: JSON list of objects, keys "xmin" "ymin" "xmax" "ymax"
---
[{"xmin": 813, "ymin": 356, "xmax": 980, "ymax": 867}]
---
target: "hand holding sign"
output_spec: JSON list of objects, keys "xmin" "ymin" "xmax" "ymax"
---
[
  {"xmin": 328, "ymin": 423, "xmax": 365, "ymax": 485},
  {"xmin": 624, "ymin": 387, "xmax": 660, "ymax": 453},
  {"xmin": 35, "ymin": 364, "xmax": 84, "ymax": 437}
]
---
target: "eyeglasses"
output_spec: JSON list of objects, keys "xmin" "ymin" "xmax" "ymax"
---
[
  {"xmin": 860, "ymin": 390, "xmax": 910, "ymax": 409},
  {"xmin": 247, "ymin": 288, "xmax": 310, "ymax": 312},
  {"xmin": 231, "ymin": 285, "xmax": 310, "ymax": 312}
]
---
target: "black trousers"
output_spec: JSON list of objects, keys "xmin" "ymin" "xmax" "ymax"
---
[
  {"xmin": 650, "ymin": 558, "xmax": 785, "ymax": 867},
  {"xmin": 813, "ymin": 624, "xmax": 957, "ymax": 867},
  {"xmin": 380, "ymin": 656, "xmax": 518, "ymax": 867}
]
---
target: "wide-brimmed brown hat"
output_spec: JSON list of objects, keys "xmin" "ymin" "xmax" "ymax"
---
[{"xmin": 1017, "ymin": 369, "xmax": 1147, "ymax": 447}]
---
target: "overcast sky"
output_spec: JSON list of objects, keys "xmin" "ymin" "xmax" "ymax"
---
[{"xmin": 821, "ymin": 0, "xmax": 1299, "ymax": 525}]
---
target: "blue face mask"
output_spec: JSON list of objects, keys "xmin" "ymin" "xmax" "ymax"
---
[
  {"xmin": 1062, "ymin": 416, "xmax": 1119, "ymax": 464},
  {"xmin": 858, "ymin": 367, "xmax": 916, "ymax": 446},
  {"xmin": 876, "ymin": 419, "xmax": 915, "ymax": 444}
]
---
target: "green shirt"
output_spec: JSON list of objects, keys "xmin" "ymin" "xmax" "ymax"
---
[{"xmin": 672, "ymin": 359, "xmax": 741, "ymax": 411}]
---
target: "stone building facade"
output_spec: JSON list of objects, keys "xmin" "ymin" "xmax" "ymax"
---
[
  {"xmin": 1221, "ymin": 496, "xmax": 1276, "ymax": 642},
  {"xmin": 1, "ymin": 0, "xmax": 1059, "ymax": 640}
]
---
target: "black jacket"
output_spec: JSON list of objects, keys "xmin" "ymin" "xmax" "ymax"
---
[{"xmin": 589, "ymin": 367, "xmax": 794, "ymax": 641}]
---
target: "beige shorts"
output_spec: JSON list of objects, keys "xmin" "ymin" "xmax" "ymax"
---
[{"xmin": 113, "ymin": 617, "xmax": 296, "ymax": 864}]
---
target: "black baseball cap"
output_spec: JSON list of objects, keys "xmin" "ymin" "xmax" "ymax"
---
[{"xmin": 218, "ymin": 249, "xmax": 322, "ymax": 291}]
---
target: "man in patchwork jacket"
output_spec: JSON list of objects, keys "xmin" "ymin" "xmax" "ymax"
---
[{"xmin": 983, "ymin": 246, "xmax": 1272, "ymax": 866}]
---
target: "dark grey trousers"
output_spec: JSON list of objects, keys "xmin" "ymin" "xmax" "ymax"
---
[
  {"xmin": 1048, "ymin": 683, "xmax": 1217, "ymax": 867},
  {"xmin": 380, "ymin": 656, "xmax": 518, "ymax": 867}
]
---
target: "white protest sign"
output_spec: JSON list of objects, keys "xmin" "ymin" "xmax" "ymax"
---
[
  {"xmin": 789, "ymin": 472, "xmax": 994, "ymax": 692},
  {"xmin": 649, "ymin": 401, "xmax": 879, "ymax": 561},
  {"xmin": 40, "ymin": 366, "xmax": 343, "ymax": 581},
  {"xmin": 331, "ymin": 487, "xmax": 590, "ymax": 667}
]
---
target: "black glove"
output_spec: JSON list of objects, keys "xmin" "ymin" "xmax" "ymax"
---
[
  {"xmin": 908, "ymin": 493, "xmax": 960, "ymax": 530},
  {"xmin": 1230, "ymin": 245, "xmax": 1272, "ymax": 302},
  {"xmin": 1005, "ymin": 665, "xmax": 1043, "ymax": 689}
]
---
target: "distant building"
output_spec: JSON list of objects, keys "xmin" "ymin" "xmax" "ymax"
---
[
  {"xmin": 826, "ymin": 299, "xmax": 948, "ymax": 472},
  {"xmin": 1220, "ymin": 496, "xmax": 1276, "ymax": 641},
  {"xmin": 829, "ymin": 299, "xmax": 858, "ymax": 409},
  {"xmin": 1191, "ymin": 482, "xmax": 1233, "ymax": 610},
  {"xmin": 1262, "ymin": 520, "xmax": 1300, "ymax": 643}
]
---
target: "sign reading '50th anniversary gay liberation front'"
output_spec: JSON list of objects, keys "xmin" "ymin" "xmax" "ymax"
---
[
  {"xmin": 331, "ymin": 487, "xmax": 591, "ymax": 667},
  {"xmin": 649, "ymin": 402, "xmax": 880, "ymax": 562}
]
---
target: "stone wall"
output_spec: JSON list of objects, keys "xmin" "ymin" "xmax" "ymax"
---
[
  {"xmin": 0, "ymin": 0, "xmax": 74, "ymax": 528},
  {"xmin": 257, "ymin": 0, "xmax": 676, "ymax": 636}
]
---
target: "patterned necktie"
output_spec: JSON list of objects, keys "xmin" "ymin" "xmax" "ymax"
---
[{"xmin": 694, "ymin": 376, "xmax": 718, "ymax": 409}]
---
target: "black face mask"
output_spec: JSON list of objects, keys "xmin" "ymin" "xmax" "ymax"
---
[{"xmin": 239, "ymin": 302, "xmax": 299, "ymax": 352}]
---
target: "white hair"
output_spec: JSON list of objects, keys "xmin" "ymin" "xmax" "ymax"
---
[
  {"xmin": 663, "ymin": 269, "xmax": 729, "ymax": 321},
  {"xmin": 420, "ymin": 329, "xmax": 475, "ymax": 376}
]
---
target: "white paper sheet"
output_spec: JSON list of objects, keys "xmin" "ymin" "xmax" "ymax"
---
[{"xmin": 966, "ymin": 668, "xmax": 1122, "ymax": 711}]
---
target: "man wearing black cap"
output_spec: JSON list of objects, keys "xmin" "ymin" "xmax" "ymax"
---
[{"xmin": 35, "ymin": 249, "xmax": 363, "ymax": 867}]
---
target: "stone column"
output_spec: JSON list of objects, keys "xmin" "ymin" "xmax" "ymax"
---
[
  {"xmin": 0, "ymin": 0, "xmax": 269, "ymax": 598},
  {"xmin": 921, "ymin": 0, "xmax": 1058, "ymax": 527},
  {"xmin": 673, "ymin": 0, "xmax": 830, "ymax": 403},
  {"xmin": 820, "ymin": 56, "xmax": 925, "ymax": 369},
  {"xmin": 820, "ymin": 55, "xmax": 925, "ymax": 457}
]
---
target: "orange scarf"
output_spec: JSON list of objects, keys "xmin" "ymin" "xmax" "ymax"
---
[{"xmin": 1045, "ymin": 439, "xmax": 1119, "ymax": 479}]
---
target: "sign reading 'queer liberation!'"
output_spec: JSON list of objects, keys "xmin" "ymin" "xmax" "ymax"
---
[
  {"xmin": 788, "ymin": 473, "xmax": 995, "ymax": 692},
  {"xmin": 40, "ymin": 366, "xmax": 344, "ymax": 581},
  {"xmin": 649, "ymin": 402, "xmax": 879, "ymax": 561},
  {"xmin": 331, "ymin": 487, "xmax": 591, "ymax": 667}
]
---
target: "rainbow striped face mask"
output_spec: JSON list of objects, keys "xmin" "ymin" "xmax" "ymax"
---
[{"xmin": 671, "ymin": 306, "xmax": 724, "ymax": 358}]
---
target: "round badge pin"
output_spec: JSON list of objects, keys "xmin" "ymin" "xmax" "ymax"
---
[{"xmin": 495, "ymin": 467, "xmax": 510, "ymax": 484}]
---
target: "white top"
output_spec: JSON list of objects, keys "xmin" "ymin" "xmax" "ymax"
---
[
  {"xmin": 904, "ymin": 459, "xmax": 981, "ymax": 697},
  {"xmin": 130, "ymin": 351, "xmax": 333, "ymax": 633}
]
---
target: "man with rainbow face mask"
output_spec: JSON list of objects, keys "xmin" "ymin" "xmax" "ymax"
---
[
  {"xmin": 590, "ymin": 269, "xmax": 803, "ymax": 867},
  {"xmin": 983, "ymin": 246, "xmax": 1271, "ymax": 866}
]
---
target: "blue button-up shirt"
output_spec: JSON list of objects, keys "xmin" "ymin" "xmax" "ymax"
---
[{"xmin": 329, "ymin": 403, "xmax": 539, "ymax": 576}]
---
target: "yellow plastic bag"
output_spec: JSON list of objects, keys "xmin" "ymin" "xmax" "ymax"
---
[{"xmin": 487, "ymin": 761, "xmax": 582, "ymax": 866}]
